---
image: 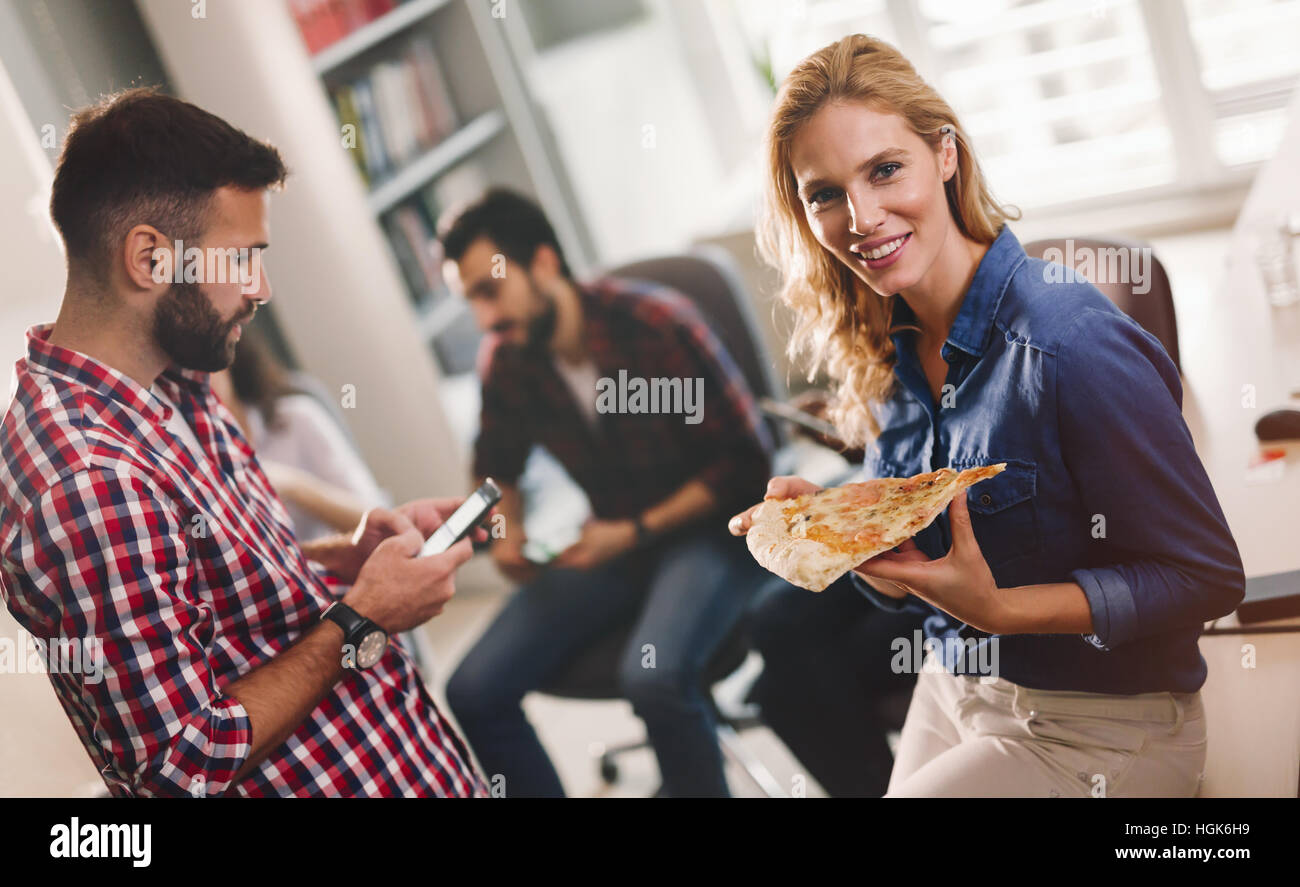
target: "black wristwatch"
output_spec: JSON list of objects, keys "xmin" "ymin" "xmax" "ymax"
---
[{"xmin": 321, "ymin": 601, "xmax": 388, "ymax": 670}]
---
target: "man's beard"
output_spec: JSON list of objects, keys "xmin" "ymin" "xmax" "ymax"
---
[
  {"xmin": 152, "ymin": 281, "xmax": 251, "ymax": 372},
  {"xmin": 522, "ymin": 282, "xmax": 558, "ymax": 355}
]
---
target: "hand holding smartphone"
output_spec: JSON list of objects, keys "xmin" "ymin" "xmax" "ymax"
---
[{"xmin": 419, "ymin": 479, "xmax": 502, "ymax": 557}]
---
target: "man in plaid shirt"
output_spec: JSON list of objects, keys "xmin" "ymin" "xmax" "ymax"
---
[
  {"xmin": 439, "ymin": 189, "xmax": 773, "ymax": 797},
  {"xmin": 0, "ymin": 89, "xmax": 485, "ymax": 797}
]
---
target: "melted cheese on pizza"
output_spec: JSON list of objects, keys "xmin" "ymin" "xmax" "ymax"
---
[{"xmin": 745, "ymin": 464, "xmax": 1006, "ymax": 591}]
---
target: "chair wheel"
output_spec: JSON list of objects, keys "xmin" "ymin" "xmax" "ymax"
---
[{"xmin": 599, "ymin": 756, "xmax": 619, "ymax": 784}]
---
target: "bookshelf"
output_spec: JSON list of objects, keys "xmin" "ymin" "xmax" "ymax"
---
[
  {"xmin": 292, "ymin": 0, "xmax": 594, "ymax": 380},
  {"xmin": 366, "ymin": 109, "xmax": 505, "ymax": 215},
  {"xmin": 135, "ymin": 0, "xmax": 593, "ymax": 507},
  {"xmin": 310, "ymin": 0, "xmax": 456, "ymax": 75}
]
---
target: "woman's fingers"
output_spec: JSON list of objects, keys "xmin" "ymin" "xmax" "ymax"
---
[
  {"xmin": 728, "ymin": 504, "xmax": 759, "ymax": 536},
  {"xmin": 855, "ymin": 540, "xmax": 933, "ymax": 584},
  {"xmin": 855, "ymin": 554, "xmax": 929, "ymax": 585},
  {"xmin": 765, "ymin": 475, "xmax": 822, "ymax": 500},
  {"xmin": 947, "ymin": 491, "xmax": 977, "ymax": 553},
  {"xmin": 732, "ymin": 476, "xmax": 821, "ymax": 535}
]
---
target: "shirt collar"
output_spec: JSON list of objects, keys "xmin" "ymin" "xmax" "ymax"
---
[
  {"xmin": 889, "ymin": 224, "xmax": 1025, "ymax": 362},
  {"xmin": 24, "ymin": 324, "xmax": 211, "ymax": 425}
]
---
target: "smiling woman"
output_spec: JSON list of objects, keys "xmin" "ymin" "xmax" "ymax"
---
[
  {"xmin": 758, "ymin": 35, "xmax": 1018, "ymax": 446},
  {"xmin": 738, "ymin": 34, "xmax": 1247, "ymax": 798}
]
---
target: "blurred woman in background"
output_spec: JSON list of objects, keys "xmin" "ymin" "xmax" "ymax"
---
[{"xmin": 211, "ymin": 326, "xmax": 387, "ymax": 542}]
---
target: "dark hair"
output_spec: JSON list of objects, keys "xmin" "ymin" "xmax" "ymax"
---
[
  {"xmin": 437, "ymin": 187, "xmax": 572, "ymax": 279},
  {"xmin": 50, "ymin": 87, "xmax": 288, "ymax": 274},
  {"xmin": 227, "ymin": 325, "xmax": 296, "ymax": 432}
]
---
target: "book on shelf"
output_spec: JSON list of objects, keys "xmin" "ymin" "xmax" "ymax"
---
[
  {"xmin": 408, "ymin": 37, "xmax": 458, "ymax": 141},
  {"xmin": 383, "ymin": 201, "xmax": 443, "ymax": 302},
  {"xmin": 350, "ymin": 79, "xmax": 389, "ymax": 179},
  {"xmin": 326, "ymin": 36, "xmax": 460, "ymax": 186},
  {"xmin": 332, "ymin": 85, "xmax": 369, "ymax": 179},
  {"xmin": 288, "ymin": 0, "xmax": 400, "ymax": 55}
]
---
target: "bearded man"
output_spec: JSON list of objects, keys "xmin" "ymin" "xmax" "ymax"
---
[{"xmin": 0, "ymin": 88, "xmax": 485, "ymax": 797}]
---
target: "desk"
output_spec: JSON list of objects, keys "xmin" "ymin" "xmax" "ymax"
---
[{"xmin": 1173, "ymin": 91, "xmax": 1300, "ymax": 797}]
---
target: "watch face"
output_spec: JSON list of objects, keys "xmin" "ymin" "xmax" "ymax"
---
[{"xmin": 356, "ymin": 630, "xmax": 388, "ymax": 669}]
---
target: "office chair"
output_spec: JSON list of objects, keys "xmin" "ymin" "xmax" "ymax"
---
[
  {"xmin": 611, "ymin": 246, "xmax": 863, "ymax": 476},
  {"xmin": 1023, "ymin": 236, "xmax": 1181, "ymax": 372},
  {"xmin": 603, "ymin": 250, "xmax": 927, "ymax": 793},
  {"xmin": 608, "ymin": 246, "xmax": 790, "ymax": 445},
  {"xmin": 531, "ymin": 247, "xmax": 808, "ymax": 797},
  {"xmin": 537, "ymin": 615, "xmax": 782, "ymax": 797}
]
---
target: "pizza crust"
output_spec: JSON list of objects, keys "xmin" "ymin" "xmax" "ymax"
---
[
  {"xmin": 746, "ymin": 464, "xmax": 1006, "ymax": 591},
  {"xmin": 745, "ymin": 506, "xmax": 862, "ymax": 592}
]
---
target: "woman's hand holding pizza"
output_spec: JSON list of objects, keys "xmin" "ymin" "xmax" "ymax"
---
[
  {"xmin": 853, "ymin": 490, "xmax": 1004, "ymax": 632},
  {"xmin": 732, "ymin": 476, "xmax": 916, "ymax": 602}
]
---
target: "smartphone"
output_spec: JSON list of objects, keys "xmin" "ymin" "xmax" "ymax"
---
[{"xmin": 419, "ymin": 479, "xmax": 502, "ymax": 557}]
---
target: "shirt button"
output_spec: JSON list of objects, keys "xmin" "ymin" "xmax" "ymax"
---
[
  {"xmin": 1029, "ymin": 709, "xmax": 1038, "ymax": 718},
  {"xmin": 980, "ymin": 493, "xmax": 992, "ymax": 506}
]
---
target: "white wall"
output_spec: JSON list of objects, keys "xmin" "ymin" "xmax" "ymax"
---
[
  {"xmin": 0, "ymin": 50, "xmax": 64, "ymax": 399},
  {"xmin": 136, "ymin": 0, "xmax": 470, "ymax": 506},
  {"xmin": 0, "ymin": 52, "xmax": 103, "ymax": 797}
]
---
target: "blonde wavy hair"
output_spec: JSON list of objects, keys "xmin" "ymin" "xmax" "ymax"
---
[{"xmin": 757, "ymin": 34, "xmax": 1018, "ymax": 447}]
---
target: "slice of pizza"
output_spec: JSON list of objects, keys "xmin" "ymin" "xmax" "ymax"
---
[{"xmin": 745, "ymin": 464, "xmax": 1006, "ymax": 592}]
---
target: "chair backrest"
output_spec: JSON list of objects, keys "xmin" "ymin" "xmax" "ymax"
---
[
  {"xmin": 605, "ymin": 246, "xmax": 786, "ymax": 442},
  {"xmin": 1023, "ymin": 236, "xmax": 1181, "ymax": 372}
]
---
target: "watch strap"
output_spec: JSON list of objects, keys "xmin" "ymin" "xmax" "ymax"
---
[{"xmin": 323, "ymin": 601, "xmax": 382, "ymax": 648}]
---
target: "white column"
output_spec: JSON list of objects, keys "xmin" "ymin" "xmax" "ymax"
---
[{"xmin": 136, "ymin": 0, "xmax": 469, "ymax": 502}]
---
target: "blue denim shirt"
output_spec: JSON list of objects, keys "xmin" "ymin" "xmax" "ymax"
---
[{"xmin": 852, "ymin": 225, "xmax": 1245, "ymax": 694}]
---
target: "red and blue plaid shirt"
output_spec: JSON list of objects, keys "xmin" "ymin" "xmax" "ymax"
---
[
  {"xmin": 474, "ymin": 278, "xmax": 773, "ymax": 520},
  {"xmin": 1, "ymin": 325, "xmax": 486, "ymax": 797}
]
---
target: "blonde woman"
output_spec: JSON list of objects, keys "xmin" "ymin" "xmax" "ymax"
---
[{"xmin": 730, "ymin": 35, "xmax": 1244, "ymax": 797}]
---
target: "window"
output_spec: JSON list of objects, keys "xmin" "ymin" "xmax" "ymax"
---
[
  {"xmin": 1184, "ymin": 0, "xmax": 1300, "ymax": 167},
  {"xmin": 921, "ymin": 0, "xmax": 1173, "ymax": 206},
  {"xmin": 719, "ymin": 0, "xmax": 1297, "ymax": 211}
]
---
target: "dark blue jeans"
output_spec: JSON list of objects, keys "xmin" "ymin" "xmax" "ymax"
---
[
  {"xmin": 446, "ymin": 529, "xmax": 762, "ymax": 797},
  {"xmin": 748, "ymin": 575, "xmax": 924, "ymax": 796}
]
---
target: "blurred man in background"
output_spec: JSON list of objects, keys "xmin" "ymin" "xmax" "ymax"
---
[{"xmin": 440, "ymin": 188, "xmax": 772, "ymax": 797}]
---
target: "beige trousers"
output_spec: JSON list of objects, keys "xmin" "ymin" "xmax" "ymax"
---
[{"xmin": 886, "ymin": 664, "xmax": 1207, "ymax": 797}]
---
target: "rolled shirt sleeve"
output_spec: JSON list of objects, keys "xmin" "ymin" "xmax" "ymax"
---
[
  {"xmin": 1056, "ymin": 308, "xmax": 1245, "ymax": 650},
  {"xmin": 13, "ymin": 468, "xmax": 253, "ymax": 796}
]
